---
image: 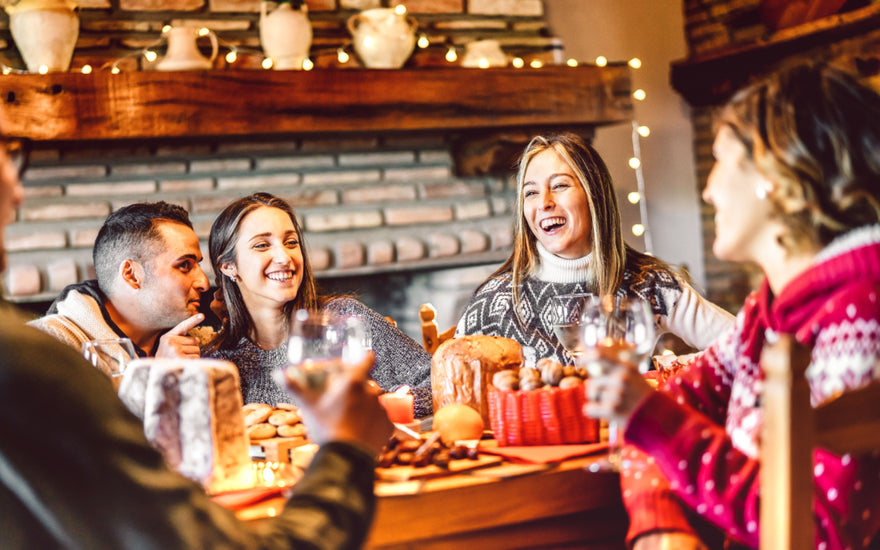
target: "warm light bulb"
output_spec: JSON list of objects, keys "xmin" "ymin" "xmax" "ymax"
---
[
  {"xmin": 417, "ymin": 34, "xmax": 429, "ymax": 49},
  {"xmin": 111, "ymin": 66, "xmax": 121, "ymax": 74},
  {"xmin": 633, "ymin": 89, "xmax": 647, "ymax": 101},
  {"xmin": 337, "ymin": 48, "xmax": 350, "ymax": 63},
  {"xmin": 632, "ymin": 224, "xmax": 645, "ymax": 236},
  {"xmin": 595, "ymin": 56, "xmax": 607, "ymax": 67},
  {"xmin": 81, "ymin": 64, "xmax": 92, "ymax": 74},
  {"xmin": 478, "ymin": 58, "xmax": 489, "ymax": 69},
  {"xmin": 512, "ymin": 57, "xmax": 524, "ymax": 68},
  {"xmin": 628, "ymin": 57, "xmax": 642, "ymax": 69},
  {"xmin": 627, "ymin": 192, "xmax": 641, "ymax": 204},
  {"xmin": 566, "ymin": 58, "xmax": 578, "ymax": 67},
  {"xmin": 628, "ymin": 157, "xmax": 641, "ymax": 169},
  {"xmin": 529, "ymin": 59, "xmax": 543, "ymax": 68},
  {"xmin": 445, "ymin": 47, "xmax": 457, "ymax": 63},
  {"xmin": 394, "ymin": 4, "xmax": 406, "ymax": 15},
  {"xmin": 198, "ymin": 27, "xmax": 210, "ymax": 37},
  {"xmin": 38, "ymin": 65, "xmax": 49, "ymax": 74},
  {"xmin": 2, "ymin": 67, "xmax": 10, "ymax": 75},
  {"xmin": 162, "ymin": 25, "xmax": 171, "ymax": 33},
  {"xmin": 262, "ymin": 58, "xmax": 274, "ymax": 70},
  {"xmin": 144, "ymin": 50, "xmax": 158, "ymax": 62},
  {"xmin": 637, "ymin": 125, "xmax": 651, "ymax": 137},
  {"xmin": 225, "ymin": 51, "xmax": 237, "ymax": 63},
  {"xmin": 302, "ymin": 58, "xmax": 314, "ymax": 71}
]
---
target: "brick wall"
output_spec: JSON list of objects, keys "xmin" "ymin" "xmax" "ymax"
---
[{"xmin": 1, "ymin": 1, "xmax": 573, "ymax": 337}]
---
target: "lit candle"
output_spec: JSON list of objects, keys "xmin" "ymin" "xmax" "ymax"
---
[{"xmin": 379, "ymin": 386, "xmax": 414, "ymax": 423}]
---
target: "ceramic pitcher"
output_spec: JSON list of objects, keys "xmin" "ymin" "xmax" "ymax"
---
[
  {"xmin": 260, "ymin": 1, "xmax": 312, "ymax": 70},
  {"xmin": 347, "ymin": 8, "xmax": 417, "ymax": 69},
  {"xmin": 156, "ymin": 26, "xmax": 218, "ymax": 71},
  {"xmin": 5, "ymin": 0, "xmax": 79, "ymax": 73}
]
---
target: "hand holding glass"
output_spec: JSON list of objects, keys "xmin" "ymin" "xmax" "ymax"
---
[
  {"xmin": 579, "ymin": 295, "xmax": 655, "ymax": 471},
  {"xmin": 82, "ymin": 338, "xmax": 138, "ymax": 391},
  {"xmin": 287, "ymin": 310, "xmax": 368, "ymax": 392}
]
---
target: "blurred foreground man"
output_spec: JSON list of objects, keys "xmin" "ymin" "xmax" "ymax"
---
[{"xmin": 0, "ymin": 139, "xmax": 393, "ymax": 548}]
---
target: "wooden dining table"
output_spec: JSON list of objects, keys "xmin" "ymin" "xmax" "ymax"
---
[{"xmin": 364, "ymin": 448, "xmax": 628, "ymax": 550}]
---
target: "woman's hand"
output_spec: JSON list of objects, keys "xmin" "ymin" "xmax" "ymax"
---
[{"xmin": 583, "ymin": 358, "xmax": 655, "ymax": 426}]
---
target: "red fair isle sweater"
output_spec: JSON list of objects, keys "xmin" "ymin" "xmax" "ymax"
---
[{"xmin": 622, "ymin": 225, "xmax": 880, "ymax": 549}]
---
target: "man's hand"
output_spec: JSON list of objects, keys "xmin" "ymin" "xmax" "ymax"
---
[
  {"xmin": 634, "ymin": 533, "xmax": 708, "ymax": 550},
  {"xmin": 155, "ymin": 313, "xmax": 204, "ymax": 359},
  {"xmin": 284, "ymin": 351, "xmax": 393, "ymax": 457}
]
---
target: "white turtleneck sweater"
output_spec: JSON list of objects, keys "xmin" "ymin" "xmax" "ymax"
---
[{"xmin": 456, "ymin": 243, "xmax": 734, "ymax": 368}]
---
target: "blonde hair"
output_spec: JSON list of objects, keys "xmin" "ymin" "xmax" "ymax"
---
[{"xmin": 487, "ymin": 133, "xmax": 671, "ymax": 313}]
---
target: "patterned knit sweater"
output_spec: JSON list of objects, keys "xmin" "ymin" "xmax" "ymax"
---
[
  {"xmin": 622, "ymin": 225, "xmax": 880, "ymax": 549},
  {"xmin": 206, "ymin": 297, "xmax": 434, "ymax": 418},
  {"xmin": 456, "ymin": 244, "xmax": 734, "ymax": 367}
]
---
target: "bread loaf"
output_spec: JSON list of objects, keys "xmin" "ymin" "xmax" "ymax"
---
[
  {"xmin": 431, "ymin": 335, "xmax": 523, "ymax": 425},
  {"xmin": 121, "ymin": 358, "xmax": 252, "ymax": 494}
]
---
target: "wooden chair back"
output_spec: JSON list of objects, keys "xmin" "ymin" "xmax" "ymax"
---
[
  {"xmin": 419, "ymin": 302, "xmax": 456, "ymax": 354},
  {"xmin": 760, "ymin": 334, "xmax": 880, "ymax": 550}
]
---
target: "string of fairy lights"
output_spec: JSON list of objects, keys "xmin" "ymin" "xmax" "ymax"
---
[{"xmin": 0, "ymin": 4, "xmax": 652, "ymax": 248}]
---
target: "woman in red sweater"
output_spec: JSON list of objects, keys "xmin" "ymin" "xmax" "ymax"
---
[{"xmin": 586, "ymin": 60, "xmax": 880, "ymax": 549}]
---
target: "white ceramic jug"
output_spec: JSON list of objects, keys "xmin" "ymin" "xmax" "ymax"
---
[
  {"xmin": 156, "ymin": 26, "xmax": 218, "ymax": 71},
  {"xmin": 461, "ymin": 39, "xmax": 507, "ymax": 68},
  {"xmin": 5, "ymin": 0, "xmax": 79, "ymax": 73},
  {"xmin": 347, "ymin": 8, "xmax": 417, "ymax": 69},
  {"xmin": 260, "ymin": 1, "xmax": 312, "ymax": 70}
]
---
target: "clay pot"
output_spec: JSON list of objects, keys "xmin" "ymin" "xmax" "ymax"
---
[
  {"xmin": 260, "ymin": 1, "xmax": 313, "ymax": 70},
  {"xmin": 5, "ymin": 0, "xmax": 79, "ymax": 73}
]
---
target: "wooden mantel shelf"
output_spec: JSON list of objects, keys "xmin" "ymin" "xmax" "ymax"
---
[
  {"xmin": 0, "ymin": 65, "xmax": 632, "ymax": 142},
  {"xmin": 671, "ymin": 3, "xmax": 880, "ymax": 107}
]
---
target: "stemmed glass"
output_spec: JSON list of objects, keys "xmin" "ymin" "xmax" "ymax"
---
[
  {"xmin": 579, "ymin": 295, "xmax": 655, "ymax": 471},
  {"xmin": 286, "ymin": 309, "xmax": 368, "ymax": 392},
  {"xmin": 550, "ymin": 293, "xmax": 596, "ymax": 363},
  {"xmin": 82, "ymin": 338, "xmax": 138, "ymax": 392}
]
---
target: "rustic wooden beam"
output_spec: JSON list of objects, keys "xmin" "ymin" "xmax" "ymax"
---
[{"xmin": 0, "ymin": 66, "xmax": 632, "ymax": 142}]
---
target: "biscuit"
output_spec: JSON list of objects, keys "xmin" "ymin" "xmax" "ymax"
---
[
  {"xmin": 274, "ymin": 403, "xmax": 298, "ymax": 411},
  {"xmin": 277, "ymin": 423, "xmax": 307, "ymax": 438},
  {"xmin": 268, "ymin": 410, "xmax": 301, "ymax": 426},
  {"xmin": 247, "ymin": 423, "xmax": 277, "ymax": 440},
  {"xmin": 244, "ymin": 406, "xmax": 273, "ymax": 427},
  {"xmin": 243, "ymin": 402, "xmax": 272, "ymax": 414}
]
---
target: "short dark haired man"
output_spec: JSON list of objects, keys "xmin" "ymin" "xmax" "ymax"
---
[{"xmin": 30, "ymin": 201, "xmax": 210, "ymax": 358}]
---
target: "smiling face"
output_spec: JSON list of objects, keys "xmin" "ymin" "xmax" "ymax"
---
[
  {"xmin": 224, "ymin": 206, "xmax": 304, "ymax": 313},
  {"xmin": 522, "ymin": 148, "xmax": 593, "ymax": 259},
  {"xmin": 703, "ymin": 126, "xmax": 780, "ymax": 264},
  {"xmin": 138, "ymin": 221, "xmax": 209, "ymax": 328}
]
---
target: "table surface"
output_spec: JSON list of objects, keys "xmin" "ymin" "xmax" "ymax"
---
[{"xmin": 364, "ymin": 448, "xmax": 628, "ymax": 550}]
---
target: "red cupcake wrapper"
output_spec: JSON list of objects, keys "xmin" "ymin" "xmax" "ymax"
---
[{"xmin": 488, "ymin": 385, "xmax": 600, "ymax": 446}]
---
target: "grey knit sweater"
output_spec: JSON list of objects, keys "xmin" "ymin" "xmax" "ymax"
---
[
  {"xmin": 456, "ymin": 244, "xmax": 734, "ymax": 368},
  {"xmin": 206, "ymin": 297, "xmax": 434, "ymax": 418}
]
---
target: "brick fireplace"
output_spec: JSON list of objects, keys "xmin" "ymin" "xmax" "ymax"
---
[{"xmin": 0, "ymin": 1, "xmax": 634, "ymax": 339}]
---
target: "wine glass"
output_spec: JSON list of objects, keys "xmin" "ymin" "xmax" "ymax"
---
[
  {"xmin": 82, "ymin": 338, "xmax": 138, "ymax": 392},
  {"xmin": 286, "ymin": 309, "xmax": 368, "ymax": 392},
  {"xmin": 579, "ymin": 295, "xmax": 655, "ymax": 471},
  {"xmin": 550, "ymin": 293, "xmax": 597, "ymax": 363}
]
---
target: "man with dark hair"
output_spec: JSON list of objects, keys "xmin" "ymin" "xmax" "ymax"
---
[
  {"xmin": 30, "ymin": 201, "xmax": 211, "ymax": 358},
  {"xmin": 0, "ymin": 139, "xmax": 393, "ymax": 548}
]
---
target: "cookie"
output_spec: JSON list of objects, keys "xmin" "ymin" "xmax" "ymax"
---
[
  {"xmin": 247, "ymin": 423, "xmax": 277, "ymax": 440},
  {"xmin": 274, "ymin": 402, "xmax": 299, "ymax": 411},
  {"xmin": 268, "ymin": 410, "xmax": 301, "ymax": 426},
  {"xmin": 277, "ymin": 423, "xmax": 307, "ymax": 438},
  {"xmin": 244, "ymin": 406, "xmax": 273, "ymax": 427}
]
